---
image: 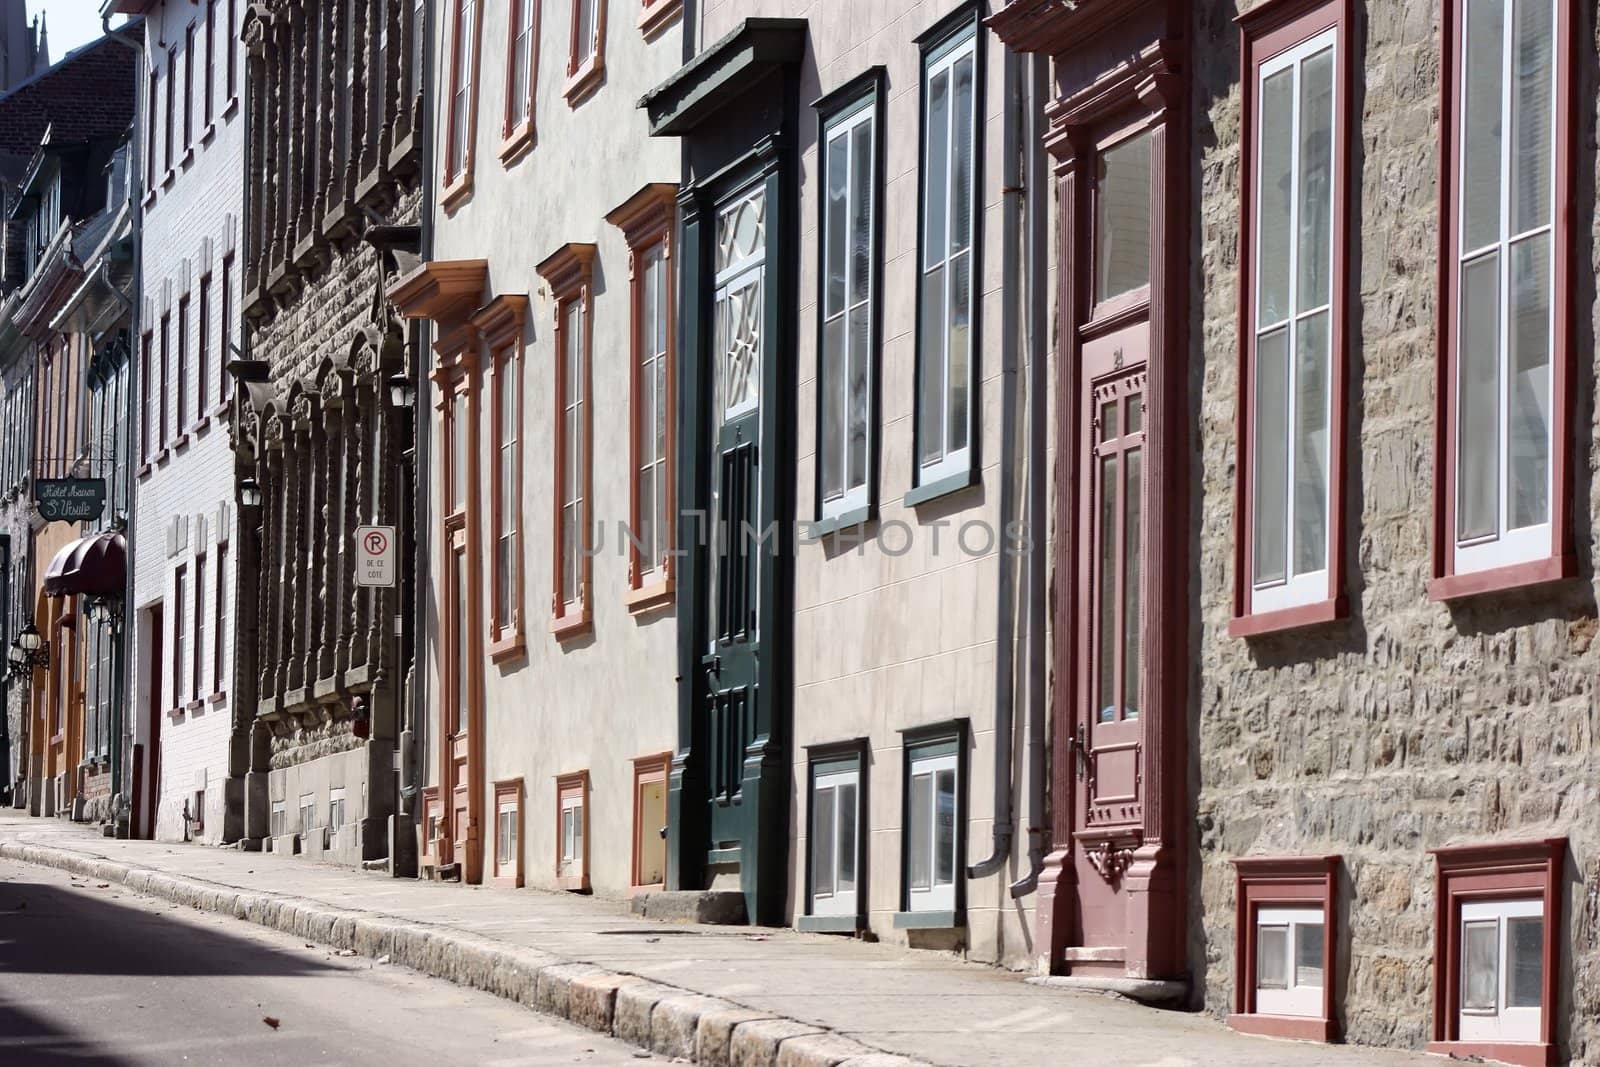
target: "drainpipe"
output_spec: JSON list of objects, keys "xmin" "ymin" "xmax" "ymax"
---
[
  {"xmin": 103, "ymin": 4, "xmax": 142, "ymax": 832},
  {"xmin": 1010, "ymin": 53, "xmax": 1050, "ymax": 900},
  {"xmin": 968, "ymin": 45, "xmax": 1024, "ymax": 881}
]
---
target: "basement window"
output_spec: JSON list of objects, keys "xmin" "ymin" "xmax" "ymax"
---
[
  {"xmin": 1228, "ymin": 855, "xmax": 1338, "ymax": 1043},
  {"xmin": 555, "ymin": 770, "xmax": 589, "ymax": 892},
  {"xmin": 270, "ymin": 799, "xmax": 285, "ymax": 838},
  {"xmin": 894, "ymin": 721, "xmax": 967, "ymax": 929},
  {"xmin": 328, "ymin": 787, "xmax": 346, "ymax": 832},
  {"xmin": 493, "ymin": 778, "xmax": 523, "ymax": 888},
  {"xmin": 801, "ymin": 740, "xmax": 867, "ymax": 934}
]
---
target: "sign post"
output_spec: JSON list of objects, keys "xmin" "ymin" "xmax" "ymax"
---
[{"xmin": 355, "ymin": 525, "xmax": 397, "ymax": 588}]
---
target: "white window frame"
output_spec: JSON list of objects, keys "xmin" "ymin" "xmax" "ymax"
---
[
  {"xmin": 559, "ymin": 298, "xmax": 586, "ymax": 609},
  {"xmin": 1254, "ymin": 905, "xmax": 1326, "ymax": 1018},
  {"xmin": 916, "ymin": 27, "xmax": 978, "ymax": 487},
  {"xmin": 298, "ymin": 792, "xmax": 316, "ymax": 833},
  {"xmin": 818, "ymin": 96, "xmax": 876, "ymax": 521},
  {"xmin": 511, "ymin": 0, "xmax": 536, "ymax": 128},
  {"xmin": 1249, "ymin": 29, "xmax": 1338, "ymax": 614},
  {"xmin": 809, "ymin": 766, "xmax": 860, "ymax": 918},
  {"xmin": 1458, "ymin": 897, "xmax": 1543, "ymax": 1043},
  {"xmin": 1453, "ymin": 0, "xmax": 1556, "ymax": 576},
  {"xmin": 905, "ymin": 750, "xmax": 957, "ymax": 913},
  {"xmin": 496, "ymin": 795, "xmax": 519, "ymax": 874},
  {"xmin": 270, "ymin": 799, "xmax": 286, "ymax": 838},
  {"xmin": 559, "ymin": 792, "xmax": 584, "ymax": 874},
  {"xmin": 636, "ymin": 243, "xmax": 670, "ymax": 579}
]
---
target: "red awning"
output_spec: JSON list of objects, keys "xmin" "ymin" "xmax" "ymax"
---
[{"xmin": 42, "ymin": 530, "xmax": 127, "ymax": 599}]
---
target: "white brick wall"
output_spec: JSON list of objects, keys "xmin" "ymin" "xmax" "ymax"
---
[{"xmin": 131, "ymin": 0, "xmax": 245, "ymax": 844}]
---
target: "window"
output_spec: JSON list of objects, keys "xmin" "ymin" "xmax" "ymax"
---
[
  {"xmin": 197, "ymin": 275, "xmax": 211, "ymax": 420},
  {"xmin": 493, "ymin": 779, "xmax": 523, "ymax": 887},
  {"xmin": 328, "ymin": 787, "xmax": 346, "ymax": 831},
  {"xmin": 606, "ymin": 185, "xmax": 676, "ymax": 607},
  {"xmin": 146, "ymin": 64, "xmax": 159, "ymax": 191},
  {"xmin": 226, "ymin": 0, "xmax": 237, "ymax": 100},
  {"xmin": 1430, "ymin": 838, "xmax": 1562, "ymax": 1066},
  {"xmin": 630, "ymin": 753, "xmax": 670, "ymax": 889},
  {"xmin": 165, "ymin": 47, "xmax": 176, "ymax": 172},
  {"xmin": 1235, "ymin": 0, "xmax": 1350, "ymax": 632},
  {"xmin": 913, "ymin": 20, "xmax": 979, "ymax": 493},
  {"xmin": 299, "ymin": 792, "xmax": 316, "ymax": 832},
  {"xmin": 1229, "ymin": 855, "xmax": 1338, "ymax": 1042},
  {"xmin": 220, "ymin": 254, "xmax": 234, "ymax": 406},
  {"xmin": 555, "ymin": 771, "xmax": 589, "ymax": 891},
  {"xmin": 897, "ymin": 724, "xmax": 965, "ymax": 924},
  {"xmin": 816, "ymin": 77, "xmax": 880, "ymax": 524},
  {"xmin": 159, "ymin": 312, "xmax": 171, "ymax": 448},
  {"xmin": 804, "ymin": 743, "xmax": 866, "ymax": 931},
  {"xmin": 213, "ymin": 543, "xmax": 227, "ymax": 693},
  {"xmin": 1434, "ymin": 0, "xmax": 1571, "ymax": 596},
  {"xmin": 204, "ymin": 2, "xmax": 216, "ymax": 125},
  {"xmin": 471, "ymin": 296, "xmax": 527, "ymax": 656},
  {"xmin": 1092, "ymin": 375, "xmax": 1144, "ymax": 725},
  {"xmin": 535, "ymin": 244, "xmax": 596, "ymax": 638},
  {"xmin": 176, "ymin": 295, "xmax": 190, "ymax": 434},
  {"xmin": 504, "ymin": 0, "xmax": 538, "ymax": 148},
  {"xmin": 193, "ymin": 554, "xmax": 206, "ymax": 700},
  {"xmin": 184, "ymin": 23, "xmax": 196, "ymax": 149},
  {"xmin": 140, "ymin": 331, "xmax": 154, "ymax": 463},
  {"xmin": 444, "ymin": 0, "xmax": 481, "ymax": 200},
  {"xmin": 270, "ymin": 799, "xmax": 286, "ymax": 838},
  {"xmin": 172, "ymin": 565, "xmax": 186, "ymax": 708},
  {"xmin": 192, "ymin": 790, "xmax": 205, "ymax": 833},
  {"xmin": 564, "ymin": 0, "xmax": 605, "ymax": 103}
]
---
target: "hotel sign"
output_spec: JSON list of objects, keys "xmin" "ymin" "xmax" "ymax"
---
[{"xmin": 35, "ymin": 478, "xmax": 107, "ymax": 523}]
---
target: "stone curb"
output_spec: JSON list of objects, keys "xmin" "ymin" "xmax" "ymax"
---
[{"xmin": 0, "ymin": 841, "xmax": 931, "ymax": 1067}]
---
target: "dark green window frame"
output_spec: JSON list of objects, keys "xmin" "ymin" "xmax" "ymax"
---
[
  {"xmin": 799, "ymin": 737, "xmax": 869, "ymax": 934},
  {"xmin": 895, "ymin": 718, "xmax": 969, "ymax": 929},
  {"xmin": 908, "ymin": 2, "xmax": 985, "ymax": 508}
]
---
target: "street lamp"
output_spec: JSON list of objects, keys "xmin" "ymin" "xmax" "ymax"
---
[
  {"xmin": 386, "ymin": 370, "xmax": 416, "ymax": 409},
  {"xmin": 239, "ymin": 476, "xmax": 263, "ymax": 509},
  {"xmin": 17, "ymin": 623, "xmax": 43, "ymax": 653}
]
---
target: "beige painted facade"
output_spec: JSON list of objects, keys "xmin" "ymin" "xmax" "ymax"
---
[{"xmin": 423, "ymin": 0, "xmax": 683, "ymax": 896}]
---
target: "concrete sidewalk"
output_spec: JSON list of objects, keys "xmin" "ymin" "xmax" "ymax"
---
[{"xmin": 0, "ymin": 814, "xmax": 1433, "ymax": 1067}]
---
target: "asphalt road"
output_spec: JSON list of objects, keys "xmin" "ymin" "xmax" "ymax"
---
[{"xmin": 0, "ymin": 857, "xmax": 652, "ymax": 1066}]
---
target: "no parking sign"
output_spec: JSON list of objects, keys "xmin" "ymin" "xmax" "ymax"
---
[{"xmin": 355, "ymin": 525, "xmax": 396, "ymax": 587}]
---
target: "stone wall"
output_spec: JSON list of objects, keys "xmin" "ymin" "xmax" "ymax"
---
[{"xmin": 1191, "ymin": 1, "xmax": 1600, "ymax": 1059}]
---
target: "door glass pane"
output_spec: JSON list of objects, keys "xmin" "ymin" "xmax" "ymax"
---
[
  {"xmin": 1293, "ymin": 310, "xmax": 1330, "ymax": 575},
  {"xmin": 453, "ymin": 551, "xmax": 467, "ymax": 734},
  {"xmin": 451, "ymin": 393, "xmax": 466, "ymax": 512},
  {"xmin": 1097, "ymin": 451, "xmax": 1119, "ymax": 723},
  {"xmin": 934, "ymin": 768, "xmax": 956, "ymax": 887},
  {"xmin": 1297, "ymin": 46, "xmax": 1335, "ymax": 311},
  {"xmin": 1100, "ymin": 399, "xmax": 1118, "ymax": 442},
  {"xmin": 1462, "ymin": 919, "xmax": 1499, "ymax": 1011},
  {"xmin": 1507, "ymin": 916, "xmax": 1543, "ymax": 1008},
  {"xmin": 837, "ymin": 782, "xmax": 857, "ymax": 892},
  {"xmin": 1257, "ymin": 68, "xmax": 1294, "ymax": 327},
  {"xmin": 1509, "ymin": 0, "xmax": 1553, "ymax": 236},
  {"xmin": 1461, "ymin": 0, "xmax": 1505, "ymax": 252},
  {"xmin": 908, "ymin": 772, "xmax": 932, "ymax": 890},
  {"xmin": 812, "ymin": 786, "xmax": 836, "ymax": 897},
  {"xmin": 1257, "ymin": 926, "xmax": 1288, "ymax": 989},
  {"xmin": 1508, "ymin": 232, "xmax": 1550, "ymax": 530},
  {"xmin": 1254, "ymin": 328, "xmax": 1290, "ymax": 583},
  {"xmin": 1122, "ymin": 445, "xmax": 1141, "ymax": 722},
  {"xmin": 1296, "ymin": 922, "xmax": 1325, "ymax": 988},
  {"xmin": 1095, "ymin": 130, "xmax": 1153, "ymax": 303},
  {"xmin": 1458, "ymin": 253, "xmax": 1500, "ymax": 541},
  {"xmin": 719, "ymin": 275, "xmax": 762, "ymax": 420}
]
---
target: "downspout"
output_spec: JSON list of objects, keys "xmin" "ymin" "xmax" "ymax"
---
[
  {"xmin": 103, "ymin": 5, "xmax": 142, "ymax": 830},
  {"xmin": 968, "ymin": 45, "xmax": 1024, "ymax": 880},
  {"xmin": 1010, "ymin": 53, "xmax": 1050, "ymax": 899}
]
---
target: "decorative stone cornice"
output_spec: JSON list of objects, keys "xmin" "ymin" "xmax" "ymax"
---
[
  {"xmin": 385, "ymin": 259, "xmax": 488, "ymax": 325},
  {"xmin": 468, "ymin": 295, "xmax": 529, "ymax": 349},
  {"xmin": 534, "ymin": 243, "xmax": 597, "ymax": 302},
  {"xmin": 606, "ymin": 184, "xmax": 678, "ymax": 252}
]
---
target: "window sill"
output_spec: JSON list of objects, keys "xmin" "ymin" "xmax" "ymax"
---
[
  {"xmin": 549, "ymin": 609, "xmax": 593, "ymax": 643},
  {"xmin": 625, "ymin": 578, "xmax": 674, "ymax": 615},
  {"xmin": 498, "ymin": 122, "xmax": 535, "ymax": 165},
  {"xmin": 808, "ymin": 505, "xmax": 873, "ymax": 540},
  {"xmin": 638, "ymin": 0, "xmax": 682, "ymax": 37},
  {"xmin": 208, "ymin": 397, "xmax": 233, "ymax": 421},
  {"xmin": 48, "ymin": 732, "xmax": 64, "ymax": 746},
  {"xmin": 173, "ymin": 431, "xmax": 192, "ymax": 453},
  {"xmin": 223, "ymin": 97, "xmax": 238, "ymax": 120},
  {"xmin": 490, "ymin": 870, "xmax": 523, "ymax": 889},
  {"xmin": 354, "ymin": 166, "xmax": 392, "ymax": 210},
  {"xmin": 1427, "ymin": 554, "xmax": 1575, "ymax": 602},
  {"xmin": 191, "ymin": 414, "xmax": 212, "ymax": 438},
  {"xmin": 137, "ymin": 462, "xmax": 153, "ymax": 479},
  {"xmin": 892, "ymin": 909, "xmax": 961, "ymax": 930},
  {"xmin": 903, "ymin": 468, "xmax": 977, "ymax": 508},
  {"xmin": 557, "ymin": 873, "xmax": 591, "ymax": 892},
  {"xmin": 207, "ymin": 690, "xmax": 226, "ymax": 705},
  {"xmin": 154, "ymin": 448, "xmax": 172, "ymax": 467},
  {"xmin": 388, "ymin": 129, "xmax": 420, "ymax": 177},
  {"xmin": 1226, "ymin": 1014, "xmax": 1335, "ymax": 1043},
  {"xmin": 200, "ymin": 123, "xmax": 216, "ymax": 147},
  {"xmin": 141, "ymin": 190, "xmax": 157, "ymax": 210},
  {"xmin": 488, "ymin": 629, "xmax": 526, "ymax": 663},
  {"xmin": 1229, "ymin": 596, "xmax": 1344, "ymax": 638},
  {"xmin": 166, "ymin": 707, "xmax": 185, "ymax": 722},
  {"xmin": 441, "ymin": 171, "xmax": 474, "ymax": 212},
  {"xmin": 563, "ymin": 55, "xmax": 605, "ymax": 106},
  {"xmin": 161, "ymin": 170, "xmax": 175, "ymax": 191},
  {"xmin": 185, "ymin": 698, "xmax": 204, "ymax": 713},
  {"xmin": 1424, "ymin": 1042, "xmax": 1551, "ymax": 1067},
  {"xmin": 321, "ymin": 198, "xmax": 362, "ymax": 242},
  {"xmin": 181, "ymin": 146, "xmax": 195, "ymax": 169},
  {"xmin": 796, "ymin": 914, "xmax": 861, "ymax": 935}
]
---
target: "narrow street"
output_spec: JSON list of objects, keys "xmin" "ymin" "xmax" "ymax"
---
[{"xmin": 0, "ymin": 858, "xmax": 648, "ymax": 1066}]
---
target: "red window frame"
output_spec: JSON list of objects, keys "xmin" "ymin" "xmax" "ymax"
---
[
  {"xmin": 554, "ymin": 769, "xmax": 590, "ymax": 891},
  {"xmin": 562, "ymin": 0, "xmax": 606, "ymax": 105},
  {"xmin": 500, "ymin": 0, "xmax": 540, "ymax": 160},
  {"xmin": 535, "ymin": 243, "xmax": 596, "ymax": 641},
  {"xmin": 1227, "ymin": 855, "xmax": 1339, "ymax": 1043},
  {"xmin": 606, "ymin": 184, "xmax": 677, "ymax": 612},
  {"xmin": 443, "ymin": 0, "xmax": 483, "ymax": 206},
  {"xmin": 1429, "ymin": 0, "xmax": 1576, "ymax": 602},
  {"xmin": 491, "ymin": 777, "xmax": 524, "ymax": 888},
  {"xmin": 1428, "ymin": 839, "xmax": 1564, "ymax": 1067},
  {"xmin": 470, "ymin": 295, "xmax": 529, "ymax": 660},
  {"xmin": 1230, "ymin": 0, "xmax": 1353, "ymax": 638}
]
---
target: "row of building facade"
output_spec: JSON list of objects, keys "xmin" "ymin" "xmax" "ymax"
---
[{"xmin": 0, "ymin": 0, "xmax": 1593, "ymax": 1063}]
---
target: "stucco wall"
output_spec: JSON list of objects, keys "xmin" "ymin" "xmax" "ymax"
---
[
  {"xmin": 131, "ymin": 0, "xmax": 245, "ymax": 846},
  {"xmin": 424, "ymin": 0, "xmax": 682, "ymax": 896},
  {"xmin": 1192, "ymin": 1, "xmax": 1599, "ymax": 1059}
]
